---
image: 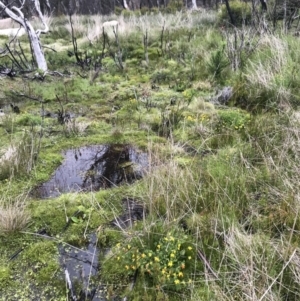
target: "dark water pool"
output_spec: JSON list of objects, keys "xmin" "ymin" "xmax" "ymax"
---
[{"xmin": 34, "ymin": 144, "xmax": 148, "ymax": 199}]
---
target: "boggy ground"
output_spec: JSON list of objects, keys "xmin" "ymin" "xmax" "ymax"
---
[{"xmin": 1, "ymin": 8, "xmax": 300, "ymax": 301}]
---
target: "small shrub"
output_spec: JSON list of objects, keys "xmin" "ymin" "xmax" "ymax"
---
[
  {"xmin": 115, "ymin": 7, "xmax": 123, "ymax": 16},
  {"xmin": 164, "ymin": 0, "xmax": 185, "ymax": 14},
  {"xmin": 0, "ymin": 114, "xmax": 15, "ymax": 133},
  {"xmin": 140, "ymin": 6, "xmax": 150, "ymax": 15},
  {"xmin": 218, "ymin": 1, "xmax": 252, "ymax": 26},
  {"xmin": 150, "ymin": 68, "xmax": 173, "ymax": 84},
  {"xmin": 48, "ymin": 26, "xmax": 70, "ymax": 40},
  {"xmin": 207, "ymin": 46, "xmax": 229, "ymax": 80},
  {"xmin": 16, "ymin": 114, "xmax": 42, "ymax": 126},
  {"xmin": 216, "ymin": 108, "xmax": 251, "ymax": 132}
]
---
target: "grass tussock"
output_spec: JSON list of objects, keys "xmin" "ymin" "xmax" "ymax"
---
[
  {"xmin": 0, "ymin": 129, "xmax": 40, "ymax": 180},
  {"xmin": 0, "ymin": 195, "xmax": 30, "ymax": 233}
]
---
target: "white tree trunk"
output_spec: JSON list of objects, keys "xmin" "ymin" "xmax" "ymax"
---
[
  {"xmin": 0, "ymin": 0, "xmax": 48, "ymax": 72},
  {"xmin": 123, "ymin": 0, "xmax": 130, "ymax": 10},
  {"xmin": 191, "ymin": 0, "xmax": 198, "ymax": 9}
]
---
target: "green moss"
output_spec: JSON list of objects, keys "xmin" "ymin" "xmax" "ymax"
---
[
  {"xmin": 0, "ymin": 263, "xmax": 11, "ymax": 288},
  {"xmin": 20, "ymin": 241, "xmax": 59, "ymax": 283}
]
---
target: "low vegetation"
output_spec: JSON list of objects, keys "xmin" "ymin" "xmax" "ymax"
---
[{"xmin": 1, "ymin": 5, "xmax": 300, "ymax": 300}]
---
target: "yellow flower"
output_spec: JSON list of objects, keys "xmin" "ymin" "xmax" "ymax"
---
[
  {"xmin": 168, "ymin": 261, "xmax": 173, "ymax": 267},
  {"xmin": 177, "ymin": 243, "xmax": 181, "ymax": 250},
  {"xmin": 188, "ymin": 246, "xmax": 192, "ymax": 251},
  {"xmin": 157, "ymin": 244, "xmax": 161, "ymax": 249},
  {"xmin": 116, "ymin": 243, "xmax": 121, "ymax": 248},
  {"xmin": 154, "ymin": 257, "xmax": 160, "ymax": 262},
  {"xmin": 141, "ymin": 253, "xmax": 146, "ymax": 258},
  {"xmin": 188, "ymin": 279, "xmax": 192, "ymax": 284},
  {"xmin": 127, "ymin": 244, "xmax": 131, "ymax": 249},
  {"xmin": 174, "ymin": 279, "xmax": 180, "ymax": 285},
  {"xmin": 161, "ymin": 269, "xmax": 166, "ymax": 275},
  {"xmin": 117, "ymin": 256, "xmax": 120, "ymax": 261},
  {"xmin": 170, "ymin": 253, "xmax": 175, "ymax": 258},
  {"xmin": 188, "ymin": 256, "xmax": 192, "ymax": 260},
  {"xmin": 125, "ymin": 265, "xmax": 129, "ymax": 270},
  {"xmin": 148, "ymin": 252, "xmax": 152, "ymax": 257},
  {"xmin": 181, "ymin": 263, "xmax": 185, "ymax": 269},
  {"xmin": 169, "ymin": 236, "xmax": 175, "ymax": 242},
  {"xmin": 178, "ymin": 272, "xmax": 183, "ymax": 277},
  {"xmin": 131, "ymin": 265, "xmax": 136, "ymax": 269},
  {"xmin": 164, "ymin": 237, "xmax": 169, "ymax": 241}
]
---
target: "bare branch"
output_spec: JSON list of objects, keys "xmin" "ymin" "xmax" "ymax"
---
[{"xmin": 33, "ymin": 0, "xmax": 49, "ymax": 37}]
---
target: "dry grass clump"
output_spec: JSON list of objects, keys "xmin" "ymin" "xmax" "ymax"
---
[
  {"xmin": 30, "ymin": 14, "xmax": 53, "ymax": 31},
  {"xmin": 218, "ymin": 227, "xmax": 296, "ymax": 301},
  {"xmin": 142, "ymin": 145, "xmax": 201, "ymax": 222},
  {"xmin": 246, "ymin": 35, "xmax": 287, "ymax": 85},
  {"xmin": 245, "ymin": 35, "xmax": 291, "ymax": 107},
  {"xmin": 63, "ymin": 119, "xmax": 91, "ymax": 136},
  {"xmin": 62, "ymin": 10, "xmax": 214, "ymax": 42},
  {"xmin": 0, "ymin": 195, "xmax": 30, "ymax": 233}
]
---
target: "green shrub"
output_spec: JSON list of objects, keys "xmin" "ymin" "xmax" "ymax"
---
[
  {"xmin": 164, "ymin": 0, "xmax": 185, "ymax": 14},
  {"xmin": 140, "ymin": 6, "xmax": 150, "ymax": 15},
  {"xmin": 216, "ymin": 108, "xmax": 251, "ymax": 132},
  {"xmin": 122, "ymin": 9, "xmax": 135, "ymax": 18},
  {"xmin": 48, "ymin": 26, "xmax": 70, "ymax": 40},
  {"xmin": 150, "ymin": 68, "xmax": 173, "ymax": 84},
  {"xmin": 103, "ymin": 224, "xmax": 195, "ymax": 293},
  {"xmin": 207, "ymin": 46, "xmax": 229, "ymax": 80},
  {"xmin": 16, "ymin": 114, "xmax": 42, "ymax": 126},
  {"xmin": 115, "ymin": 6, "xmax": 123, "ymax": 15},
  {"xmin": 218, "ymin": 1, "xmax": 252, "ymax": 26}
]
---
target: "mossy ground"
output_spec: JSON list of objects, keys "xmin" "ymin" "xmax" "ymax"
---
[{"xmin": 1, "ymin": 9, "xmax": 300, "ymax": 300}]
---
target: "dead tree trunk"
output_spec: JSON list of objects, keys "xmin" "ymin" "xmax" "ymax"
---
[
  {"xmin": 224, "ymin": 0, "xmax": 235, "ymax": 26},
  {"xmin": 0, "ymin": 0, "xmax": 49, "ymax": 72},
  {"xmin": 191, "ymin": 0, "xmax": 197, "ymax": 9}
]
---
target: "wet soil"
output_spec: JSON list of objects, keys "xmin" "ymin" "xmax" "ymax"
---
[{"xmin": 59, "ymin": 233, "xmax": 106, "ymax": 300}]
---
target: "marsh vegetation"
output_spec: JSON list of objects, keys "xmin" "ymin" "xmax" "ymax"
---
[{"xmin": 1, "ymin": 3, "xmax": 300, "ymax": 300}]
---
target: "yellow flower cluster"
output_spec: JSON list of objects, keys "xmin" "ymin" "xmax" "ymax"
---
[
  {"xmin": 200, "ymin": 113, "xmax": 209, "ymax": 122},
  {"xmin": 186, "ymin": 115, "xmax": 196, "ymax": 122},
  {"xmin": 114, "ymin": 232, "xmax": 195, "ymax": 288}
]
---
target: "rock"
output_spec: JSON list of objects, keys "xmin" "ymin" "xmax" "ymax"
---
[{"xmin": 210, "ymin": 86, "xmax": 233, "ymax": 105}]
